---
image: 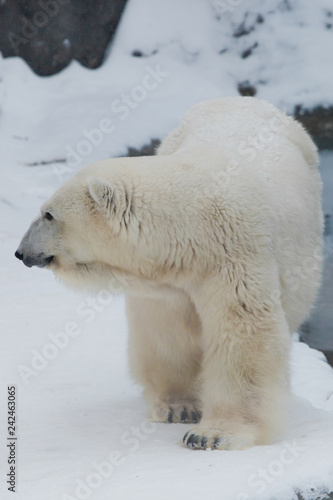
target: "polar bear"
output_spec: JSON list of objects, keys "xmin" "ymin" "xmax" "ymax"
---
[{"xmin": 15, "ymin": 97, "xmax": 323, "ymax": 450}]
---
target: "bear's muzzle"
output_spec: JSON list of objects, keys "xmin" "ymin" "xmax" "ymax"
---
[{"xmin": 14, "ymin": 250, "xmax": 54, "ymax": 268}]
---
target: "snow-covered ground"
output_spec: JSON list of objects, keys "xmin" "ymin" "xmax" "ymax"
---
[{"xmin": 1, "ymin": 0, "xmax": 333, "ymax": 498}]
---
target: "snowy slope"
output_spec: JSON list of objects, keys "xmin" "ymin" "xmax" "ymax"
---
[
  {"xmin": 0, "ymin": 0, "xmax": 332, "ymax": 172},
  {"xmin": 1, "ymin": 0, "xmax": 333, "ymax": 498}
]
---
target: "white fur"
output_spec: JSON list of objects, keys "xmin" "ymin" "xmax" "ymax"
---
[{"xmin": 18, "ymin": 97, "xmax": 323, "ymax": 450}]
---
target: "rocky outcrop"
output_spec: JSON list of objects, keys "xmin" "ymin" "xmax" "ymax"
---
[
  {"xmin": 0, "ymin": 0, "xmax": 127, "ymax": 76},
  {"xmin": 294, "ymin": 106, "xmax": 333, "ymax": 150}
]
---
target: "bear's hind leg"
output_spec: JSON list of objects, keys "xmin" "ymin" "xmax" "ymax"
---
[
  {"xmin": 185, "ymin": 268, "xmax": 291, "ymax": 450},
  {"xmin": 126, "ymin": 293, "xmax": 203, "ymax": 423}
]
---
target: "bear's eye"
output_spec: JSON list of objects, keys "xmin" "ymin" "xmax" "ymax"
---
[{"xmin": 44, "ymin": 211, "xmax": 53, "ymax": 221}]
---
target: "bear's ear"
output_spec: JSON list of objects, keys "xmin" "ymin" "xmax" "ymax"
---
[{"xmin": 87, "ymin": 176, "xmax": 115, "ymax": 214}]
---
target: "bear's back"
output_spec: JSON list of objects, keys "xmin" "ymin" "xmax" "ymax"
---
[{"xmin": 158, "ymin": 97, "xmax": 318, "ymax": 171}]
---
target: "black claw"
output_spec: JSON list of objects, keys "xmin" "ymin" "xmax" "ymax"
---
[
  {"xmin": 213, "ymin": 437, "xmax": 221, "ymax": 449},
  {"xmin": 167, "ymin": 409, "xmax": 173, "ymax": 423},
  {"xmin": 186, "ymin": 434, "xmax": 195, "ymax": 446},
  {"xmin": 187, "ymin": 434, "xmax": 200, "ymax": 447},
  {"xmin": 191, "ymin": 411, "xmax": 198, "ymax": 423},
  {"xmin": 191, "ymin": 435, "xmax": 200, "ymax": 447},
  {"xmin": 201, "ymin": 436, "xmax": 208, "ymax": 448},
  {"xmin": 181, "ymin": 409, "xmax": 188, "ymax": 423},
  {"xmin": 183, "ymin": 431, "xmax": 189, "ymax": 443}
]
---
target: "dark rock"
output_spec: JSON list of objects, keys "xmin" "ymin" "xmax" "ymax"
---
[
  {"xmin": 294, "ymin": 105, "xmax": 333, "ymax": 150},
  {"xmin": 127, "ymin": 138, "xmax": 161, "ymax": 157},
  {"xmin": 233, "ymin": 11, "xmax": 264, "ymax": 38},
  {"xmin": 296, "ymin": 491, "xmax": 333, "ymax": 500},
  {"xmin": 241, "ymin": 42, "xmax": 258, "ymax": 59},
  {"xmin": 233, "ymin": 22, "xmax": 255, "ymax": 38},
  {"xmin": 0, "ymin": 0, "xmax": 128, "ymax": 76},
  {"xmin": 237, "ymin": 81, "xmax": 257, "ymax": 96},
  {"xmin": 131, "ymin": 48, "xmax": 158, "ymax": 57},
  {"xmin": 323, "ymin": 351, "xmax": 333, "ymax": 367},
  {"xmin": 299, "ymin": 150, "xmax": 333, "ymax": 357}
]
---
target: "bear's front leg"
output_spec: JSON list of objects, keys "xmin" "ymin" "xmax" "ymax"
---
[
  {"xmin": 126, "ymin": 293, "xmax": 203, "ymax": 424},
  {"xmin": 185, "ymin": 270, "xmax": 291, "ymax": 450}
]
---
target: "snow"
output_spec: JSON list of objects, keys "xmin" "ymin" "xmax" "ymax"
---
[
  {"xmin": 1, "ymin": 0, "xmax": 332, "ymax": 172},
  {"xmin": 1, "ymin": 0, "xmax": 333, "ymax": 498}
]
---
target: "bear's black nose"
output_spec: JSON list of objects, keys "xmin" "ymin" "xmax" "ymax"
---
[{"xmin": 15, "ymin": 251, "xmax": 24, "ymax": 261}]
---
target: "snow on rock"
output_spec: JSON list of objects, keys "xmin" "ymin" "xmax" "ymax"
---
[
  {"xmin": 291, "ymin": 335, "xmax": 333, "ymax": 412},
  {"xmin": 0, "ymin": 0, "xmax": 332, "ymax": 171}
]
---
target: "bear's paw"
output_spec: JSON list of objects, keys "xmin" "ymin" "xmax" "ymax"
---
[
  {"xmin": 150, "ymin": 401, "xmax": 202, "ymax": 424},
  {"xmin": 183, "ymin": 425, "xmax": 257, "ymax": 450}
]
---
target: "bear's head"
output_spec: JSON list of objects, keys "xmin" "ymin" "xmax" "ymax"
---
[{"xmin": 15, "ymin": 172, "xmax": 138, "ymax": 290}]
